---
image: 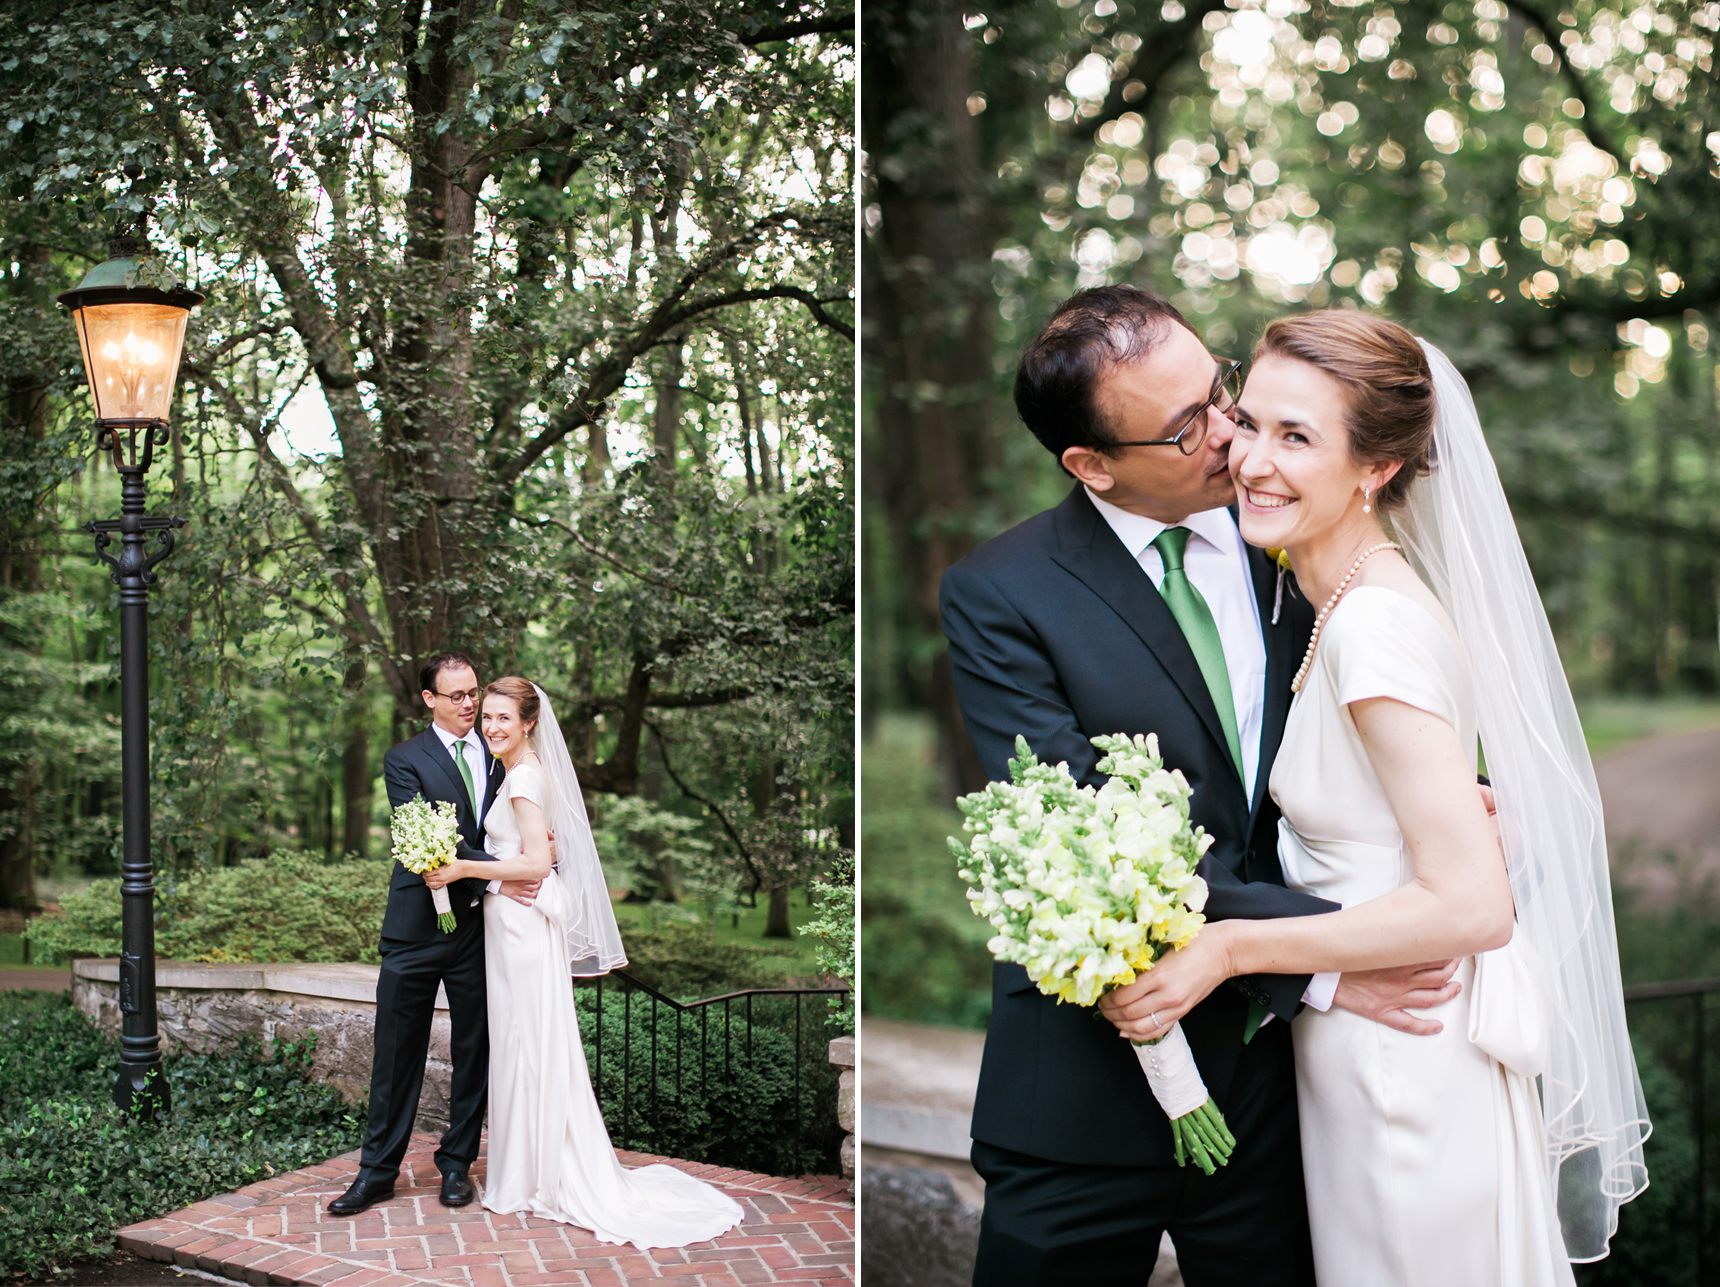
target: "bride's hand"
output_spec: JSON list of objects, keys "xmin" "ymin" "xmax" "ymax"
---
[
  {"xmin": 1098, "ymin": 922, "xmax": 1240, "ymax": 1041},
  {"xmin": 423, "ymin": 860, "xmax": 466, "ymax": 890}
]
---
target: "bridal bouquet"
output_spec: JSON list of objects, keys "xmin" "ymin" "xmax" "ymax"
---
[
  {"xmin": 950, "ymin": 734, "xmax": 1237, "ymax": 1173},
  {"xmin": 392, "ymin": 794, "xmax": 461, "ymax": 932}
]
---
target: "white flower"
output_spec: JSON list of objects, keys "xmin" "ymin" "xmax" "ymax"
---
[{"xmin": 952, "ymin": 734, "xmax": 1213, "ymax": 1008}]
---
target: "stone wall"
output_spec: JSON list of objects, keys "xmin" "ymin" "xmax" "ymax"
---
[
  {"xmin": 829, "ymin": 1035, "xmax": 855, "ymax": 1179},
  {"xmin": 72, "ymin": 960, "xmax": 454, "ymax": 1131}
]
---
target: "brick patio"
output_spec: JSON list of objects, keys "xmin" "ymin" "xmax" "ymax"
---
[{"xmin": 115, "ymin": 1132, "xmax": 853, "ymax": 1286}]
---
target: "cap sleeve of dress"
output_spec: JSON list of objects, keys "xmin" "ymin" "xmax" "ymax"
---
[
  {"xmin": 1320, "ymin": 586, "xmax": 1466, "ymax": 730},
  {"xmin": 507, "ymin": 762, "xmax": 548, "ymax": 810}
]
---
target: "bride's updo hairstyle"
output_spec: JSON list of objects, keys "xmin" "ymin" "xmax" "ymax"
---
[
  {"xmin": 483, "ymin": 676, "xmax": 540, "ymax": 737},
  {"xmin": 1253, "ymin": 311, "xmax": 1435, "ymax": 510}
]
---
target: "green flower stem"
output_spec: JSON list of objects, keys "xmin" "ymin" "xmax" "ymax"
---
[
  {"xmin": 437, "ymin": 911, "xmax": 456, "ymax": 933},
  {"xmin": 1201, "ymin": 1101, "xmax": 1237, "ymax": 1149},
  {"xmin": 1192, "ymin": 1102, "xmax": 1235, "ymax": 1159},
  {"xmin": 1180, "ymin": 1119, "xmax": 1216, "ymax": 1174},
  {"xmin": 1168, "ymin": 1098, "xmax": 1235, "ymax": 1173},
  {"xmin": 1188, "ymin": 1111, "xmax": 1230, "ymax": 1161}
]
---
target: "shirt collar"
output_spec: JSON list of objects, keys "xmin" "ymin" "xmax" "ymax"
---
[
  {"xmin": 431, "ymin": 722, "xmax": 483, "ymax": 757},
  {"xmin": 1084, "ymin": 487, "xmax": 1239, "ymax": 562}
]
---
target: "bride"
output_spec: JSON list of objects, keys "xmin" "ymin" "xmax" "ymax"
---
[
  {"xmin": 425, "ymin": 676, "xmax": 742, "ymax": 1248},
  {"xmin": 1100, "ymin": 312, "xmax": 1648, "ymax": 1284}
]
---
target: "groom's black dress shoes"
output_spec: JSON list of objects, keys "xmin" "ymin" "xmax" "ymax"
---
[
  {"xmin": 440, "ymin": 1170, "xmax": 476, "ymax": 1207},
  {"xmin": 326, "ymin": 1178, "xmax": 395, "ymax": 1216}
]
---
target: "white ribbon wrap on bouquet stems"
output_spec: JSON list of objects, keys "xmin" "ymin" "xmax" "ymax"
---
[
  {"xmin": 428, "ymin": 886, "xmax": 452, "ymax": 920},
  {"xmin": 1132, "ymin": 1022, "xmax": 1209, "ymax": 1119}
]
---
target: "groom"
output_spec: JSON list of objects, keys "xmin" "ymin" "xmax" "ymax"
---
[
  {"xmin": 328, "ymin": 651, "xmax": 540, "ymax": 1216},
  {"xmin": 940, "ymin": 287, "xmax": 1459, "ymax": 1284}
]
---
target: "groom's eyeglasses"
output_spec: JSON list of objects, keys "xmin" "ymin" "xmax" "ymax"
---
[
  {"xmin": 436, "ymin": 688, "xmax": 483, "ymax": 706},
  {"xmin": 1105, "ymin": 358, "xmax": 1243, "ymax": 457}
]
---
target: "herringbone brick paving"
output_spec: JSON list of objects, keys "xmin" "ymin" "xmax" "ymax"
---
[{"xmin": 116, "ymin": 1132, "xmax": 853, "ymax": 1286}]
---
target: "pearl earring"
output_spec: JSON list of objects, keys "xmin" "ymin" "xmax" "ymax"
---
[{"xmin": 1362, "ymin": 485, "xmax": 1372, "ymax": 514}]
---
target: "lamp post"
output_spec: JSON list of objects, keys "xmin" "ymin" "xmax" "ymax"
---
[{"xmin": 57, "ymin": 167, "xmax": 203, "ymax": 1119}]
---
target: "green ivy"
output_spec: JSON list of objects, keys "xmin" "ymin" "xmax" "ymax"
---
[{"xmin": 0, "ymin": 993, "xmax": 363, "ymax": 1281}]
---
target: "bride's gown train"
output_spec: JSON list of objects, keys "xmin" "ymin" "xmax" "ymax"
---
[
  {"xmin": 480, "ymin": 762, "xmax": 743, "ymax": 1248},
  {"xmin": 1271, "ymin": 587, "xmax": 1574, "ymax": 1287}
]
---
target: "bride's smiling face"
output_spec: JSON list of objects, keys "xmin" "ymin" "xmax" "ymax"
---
[
  {"xmin": 481, "ymin": 694, "xmax": 537, "ymax": 762},
  {"xmin": 1230, "ymin": 355, "xmax": 1395, "ymax": 551}
]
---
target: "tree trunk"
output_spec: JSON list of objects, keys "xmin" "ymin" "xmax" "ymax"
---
[
  {"xmin": 764, "ymin": 882, "xmax": 792, "ymax": 939},
  {"xmin": 340, "ymin": 659, "xmax": 371, "ymax": 859},
  {"xmin": 351, "ymin": 0, "xmax": 488, "ymax": 723},
  {"xmin": 585, "ymin": 420, "xmax": 611, "ymax": 482},
  {"xmin": 864, "ymin": 0, "xmax": 1002, "ymax": 796},
  {"xmin": 654, "ymin": 336, "xmax": 685, "ymax": 484},
  {"xmin": 0, "ymin": 763, "xmax": 38, "ymax": 912},
  {"xmin": 0, "ymin": 238, "xmax": 51, "ymax": 909}
]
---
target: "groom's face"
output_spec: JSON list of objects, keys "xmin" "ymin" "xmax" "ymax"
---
[
  {"xmin": 1060, "ymin": 323, "xmax": 1240, "ymax": 524},
  {"xmin": 424, "ymin": 664, "xmax": 481, "ymax": 738}
]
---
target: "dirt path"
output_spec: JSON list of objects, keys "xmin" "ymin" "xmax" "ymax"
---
[
  {"xmin": 1595, "ymin": 726, "xmax": 1720, "ymax": 904},
  {"xmin": 0, "ymin": 965, "xmax": 71, "ymax": 992}
]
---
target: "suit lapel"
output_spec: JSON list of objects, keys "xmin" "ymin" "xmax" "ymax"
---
[
  {"xmin": 1247, "ymin": 544, "xmax": 1299, "ymax": 828},
  {"xmin": 1048, "ymin": 488, "xmax": 1238, "ymax": 781},
  {"xmin": 416, "ymin": 728, "xmax": 475, "ymax": 823},
  {"xmin": 479, "ymin": 744, "xmax": 501, "ymax": 821}
]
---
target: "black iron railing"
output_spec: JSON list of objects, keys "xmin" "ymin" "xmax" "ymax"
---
[
  {"xmin": 1621, "ymin": 976, "xmax": 1719, "ymax": 1287},
  {"xmin": 573, "ymin": 969, "xmax": 851, "ymax": 1177}
]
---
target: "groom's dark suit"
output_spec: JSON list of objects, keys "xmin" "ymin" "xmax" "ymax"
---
[
  {"xmin": 941, "ymin": 485, "xmax": 1336, "ymax": 1286},
  {"xmin": 355, "ymin": 725, "xmax": 505, "ymax": 1186}
]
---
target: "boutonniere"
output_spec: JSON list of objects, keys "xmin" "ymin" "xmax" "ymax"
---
[{"xmin": 1267, "ymin": 548, "xmax": 1293, "ymax": 625}]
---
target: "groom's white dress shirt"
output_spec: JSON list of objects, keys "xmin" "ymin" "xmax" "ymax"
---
[
  {"xmin": 431, "ymin": 722, "xmax": 501, "ymax": 900},
  {"xmin": 1086, "ymin": 488, "xmax": 1337, "ymax": 1013}
]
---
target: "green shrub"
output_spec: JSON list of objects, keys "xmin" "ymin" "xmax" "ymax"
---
[
  {"xmin": 861, "ymin": 717, "xmax": 995, "ymax": 1028},
  {"xmin": 575, "ymin": 986, "xmax": 842, "ymax": 1176},
  {"xmin": 1574, "ymin": 1037, "xmax": 1700, "ymax": 1287},
  {"xmin": 26, "ymin": 850, "xmax": 388, "ymax": 966},
  {"xmin": 0, "ymin": 992, "xmax": 364, "ymax": 1280},
  {"xmin": 618, "ymin": 920, "xmax": 799, "ymax": 999},
  {"xmin": 800, "ymin": 853, "xmax": 855, "ymax": 1033},
  {"xmin": 29, "ymin": 856, "xmax": 799, "ymax": 1000},
  {"xmin": 21, "ymin": 886, "xmax": 123, "ymax": 965}
]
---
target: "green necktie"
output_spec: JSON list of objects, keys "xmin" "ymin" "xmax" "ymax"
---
[
  {"xmin": 1153, "ymin": 527, "xmax": 1269, "ymax": 1043},
  {"xmin": 1152, "ymin": 527, "xmax": 1245, "ymax": 784},
  {"xmin": 453, "ymin": 739, "xmax": 479, "ymax": 817}
]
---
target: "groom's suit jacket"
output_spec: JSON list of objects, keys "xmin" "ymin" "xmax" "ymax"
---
[
  {"xmin": 380, "ymin": 727, "xmax": 505, "ymax": 941},
  {"xmin": 940, "ymin": 484, "xmax": 1338, "ymax": 1168}
]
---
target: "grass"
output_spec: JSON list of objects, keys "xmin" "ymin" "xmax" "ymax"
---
[{"xmin": 1576, "ymin": 696, "xmax": 1720, "ymax": 759}]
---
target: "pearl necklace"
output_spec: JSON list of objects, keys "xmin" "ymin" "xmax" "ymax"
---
[{"xmin": 1290, "ymin": 542, "xmax": 1401, "ymax": 693}]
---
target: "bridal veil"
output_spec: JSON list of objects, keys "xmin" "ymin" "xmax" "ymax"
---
[
  {"xmin": 1396, "ymin": 341, "xmax": 1650, "ymax": 1259},
  {"xmin": 529, "ymin": 682, "xmax": 629, "ymax": 976}
]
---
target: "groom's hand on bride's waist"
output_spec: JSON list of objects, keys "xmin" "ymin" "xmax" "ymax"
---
[
  {"xmin": 1332, "ymin": 960, "xmax": 1462, "ymax": 1035},
  {"xmin": 500, "ymin": 879, "xmax": 542, "ymax": 906}
]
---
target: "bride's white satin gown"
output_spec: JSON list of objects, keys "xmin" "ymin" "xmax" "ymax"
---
[
  {"xmin": 479, "ymin": 761, "xmax": 743, "ymax": 1248},
  {"xmin": 1271, "ymin": 588, "xmax": 1574, "ymax": 1287}
]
